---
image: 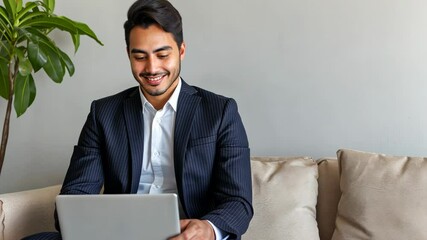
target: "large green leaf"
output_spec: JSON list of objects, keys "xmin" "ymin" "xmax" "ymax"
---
[
  {"xmin": 14, "ymin": 72, "xmax": 36, "ymax": 117},
  {"xmin": 39, "ymin": 41, "xmax": 65, "ymax": 83},
  {"xmin": 0, "ymin": 39, "xmax": 10, "ymax": 58},
  {"xmin": 0, "ymin": 57, "xmax": 9, "ymax": 99},
  {"xmin": 20, "ymin": 27, "xmax": 51, "ymax": 44},
  {"xmin": 22, "ymin": 27, "xmax": 74, "ymax": 79},
  {"xmin": 0, "ymin": 21, "xmax": 10, "ymax": 41},
  {"xmin": 19, "ymin": 12, "xmax": 47, "ymax": 27},
  {"xmin": 19, "ymin": 28, "xmax": 54, "ymax": 73},
  {"xmin": 16, "ymin": 0, "xmax": 23, "ymax": 13},
  {"xmin": 42, "ymin": 0, "xmax": 54, "ymax": 13},
  {"xmin": 21, "ymin": 16, "xmax": 78, "ymax": 34},
  {"xmin": 0, "ymin": 6, "xmax": 11, "ymax": 24},
  {"xmin": 57, "ymin": 48, "xmax": 74, "ymax": 76},
  {"xmin": 3, "ymin": 0, "xmax": 17, "ymax": 19},
  {"xmin": 15, "ymin": 2, "xmax": 41, "ymax": 23},
  {"xmin": 63, "ymin": 17, "xmax": 103, "ymax": 46},
  {"xmin": 18, "ymin": 57, "xmax": 32, "ymax": 76},
  {"xmin": 16, "ymin": 47, "xmax": 33, "ymax": 76},
  {"xmin": 0, "ymin": 6, "xmax": 13, "ymax": 40},
  {"xmin": 71, "ymin": 33, "xmax": 80, "ymax": 53},
  {"xmin": 22, "ymin": 28, "xmax": 73, "ymax": 77},
  {"xmin": 27, "ymin": 37, "xmax": 48, "ymax": 72}
]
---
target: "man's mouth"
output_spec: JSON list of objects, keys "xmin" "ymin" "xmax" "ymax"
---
[{"xmin": 142, "ymin": 74, "xmax": 167, "ymax": 85}]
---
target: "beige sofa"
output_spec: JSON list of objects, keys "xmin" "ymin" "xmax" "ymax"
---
[{"xmin": 1, "ymin": 149, "xmax": 425, "ymax": 240}]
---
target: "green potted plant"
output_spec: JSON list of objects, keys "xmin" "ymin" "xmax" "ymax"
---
[{"xmin": 0, "ymin": 0, "xmax": 103, "ymax": 175}]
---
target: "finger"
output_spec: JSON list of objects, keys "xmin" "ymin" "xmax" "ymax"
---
[
  {"xmin": 180, "ymin": 219, "xmax": 191, "ymax": 231},
  {"xmin": 169, "ymin": 220, "xmax": 191, "ymax": 240},
  {"xmin": 181, "ymin": 222, "xmax": 198, "ymax": 239},
  {"xmin": 175, "ymin": 220, "xmax": 199, "ymax": 240}
]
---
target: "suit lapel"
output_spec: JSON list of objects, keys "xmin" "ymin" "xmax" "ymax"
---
[
  {"xmin": 123, "ymin": 88, "xmax": 144, "ymax": 193},
  {"xmin": 174, "ymin": 80, "xmax": 200, "ymax": 197}
]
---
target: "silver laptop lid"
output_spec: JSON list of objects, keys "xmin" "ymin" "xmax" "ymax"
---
[{"xmin": 56, "ymin": 194, "xmax": 180, "ymax": 240}]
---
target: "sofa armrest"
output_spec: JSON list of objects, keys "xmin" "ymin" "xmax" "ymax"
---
[{"xmin": 0, "ymin": 185, "xmax": 61, "ymax": 240}]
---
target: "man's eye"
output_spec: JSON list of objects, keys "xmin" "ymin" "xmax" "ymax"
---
[
  {"xmin": 158, "ymin": 55, "xmax": 169, "ymax": 59},
  {"xmin": 134, "ymin": 55, "xmax": 146, "ymax": 60}
]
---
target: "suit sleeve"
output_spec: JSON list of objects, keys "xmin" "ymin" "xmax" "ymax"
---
[
  {"xmin": 201, "ymin": 98, "xmax": 253, "ymax": 239},
  {"xmin": 61, "ymin": 101, "xmax": 105, "ymax": 195}
]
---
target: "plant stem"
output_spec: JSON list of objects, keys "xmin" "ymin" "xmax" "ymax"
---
[{"xmin": 0, "ymin": 60, "xmax": 17, "ymax": 176}]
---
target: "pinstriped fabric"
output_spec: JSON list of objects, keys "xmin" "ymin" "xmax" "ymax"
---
[
  {"xmin": 122, "ymin": 93, "xmax": 145, "ymax": 193},
  {"xmin": 55, "ymin": 80, "xmax": 252, "ymax": 240},
  {"xmin": 21, "ymin": 232, "xmax": 61, "ymax": 240},
  {"xmin": 174, "ymin": 83, "xmax": 252, "ymax": 239},
  {"xmin": 61, "ymin": 87, "xmax": 141, "ymax": 195}
]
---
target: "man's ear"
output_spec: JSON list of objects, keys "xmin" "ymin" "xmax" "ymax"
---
[{"xmin": 179, "ymin": 42, "xmax": 186, "ymax": 60}]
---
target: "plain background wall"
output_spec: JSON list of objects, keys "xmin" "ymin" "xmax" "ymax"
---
[{"xmin": 1, "ymin": 0, "xmax": 427, "ymax": 193}]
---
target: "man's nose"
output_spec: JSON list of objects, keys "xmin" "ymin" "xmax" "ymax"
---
[{"xmin": 145, "ymin": 57, "xmax": 158, "ymax": 73}]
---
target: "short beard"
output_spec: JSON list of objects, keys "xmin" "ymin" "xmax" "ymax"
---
[{"xmin": 146, "ymin": 77, "xmax": 176, "ymax": 96}]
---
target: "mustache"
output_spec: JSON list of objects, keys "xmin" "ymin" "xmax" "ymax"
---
[{"xmin": 139, "ymin": 72, "xmax": 169, "ymax": 78}]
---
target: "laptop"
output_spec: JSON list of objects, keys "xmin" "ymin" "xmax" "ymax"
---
[{"xmin": 56, "ymin": 194, "xmax": 180, "ymax": 240}]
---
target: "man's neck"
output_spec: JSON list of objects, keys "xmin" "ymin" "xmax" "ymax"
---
[{"xmin": 145, "ymin": 95, "xmax": 169, "ymax": 110}]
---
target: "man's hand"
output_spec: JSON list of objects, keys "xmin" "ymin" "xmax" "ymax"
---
[{"xmin": 169, "ymin": 219, "xmax": 215, "ymax": 240}]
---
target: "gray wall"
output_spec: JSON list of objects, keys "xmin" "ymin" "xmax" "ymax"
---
[{"xmin": 1, "ymin": 0, "xmax": 426, "ymax": 193}]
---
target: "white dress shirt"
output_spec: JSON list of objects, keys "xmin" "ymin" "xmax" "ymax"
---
[{"xmin": 136, "ymin": 78, "xmax": 227, "ymax": 240}]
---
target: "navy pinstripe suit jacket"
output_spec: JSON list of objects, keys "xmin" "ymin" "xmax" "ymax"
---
[{"xmin": 59, "ymin": 80, "xmax": 253, "ymax": 239}]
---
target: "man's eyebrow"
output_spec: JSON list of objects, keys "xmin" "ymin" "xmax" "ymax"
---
[{"xmin": 130, "ymin": 46, "xmax": 173, "ymax": 54}]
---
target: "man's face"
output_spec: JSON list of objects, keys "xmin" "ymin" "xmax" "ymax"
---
[{"xmin": 128, "ymin": 24, "xmax": 185, "ymax": 101}]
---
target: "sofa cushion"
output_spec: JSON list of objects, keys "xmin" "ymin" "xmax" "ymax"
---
[
  {"xmin": 243, "ymin": 157, "xmax": 319, "ymax": 240},
  {"xmin": 332, "ymin": 149, "xmax": 427, "ymax": 240},
  {"xmin": 316, "ymin": 158, "xmax": 340, "ymax": 240},
  {"xmin": 0, "ymin": 185, "xmax": 60, "ymax": 240}
]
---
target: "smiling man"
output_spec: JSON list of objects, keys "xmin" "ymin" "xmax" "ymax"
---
[{"xmin": 22, "ymin": 1, "xmax": 253, "ymax": 240}]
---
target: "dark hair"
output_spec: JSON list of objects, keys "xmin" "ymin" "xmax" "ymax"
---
[{"xmin": 124, "ymin": 0, "xmax": 183, "ymax": 50}]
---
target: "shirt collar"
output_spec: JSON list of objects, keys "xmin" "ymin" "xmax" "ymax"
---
[{"xmin": 139, "ymin": 77, "xmax": 181, "ymax": 112}]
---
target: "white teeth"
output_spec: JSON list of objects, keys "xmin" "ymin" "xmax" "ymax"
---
[{"xmin": 146, "ymin": 75, "xmax": 163, "ymax": 81}]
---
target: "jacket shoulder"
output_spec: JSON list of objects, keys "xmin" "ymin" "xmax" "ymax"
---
[
  {"xmin": 192, "ymin": 86, "xmax": 231, "ymax": 104},
  {"xmin": 93, "ymin": 87, "xmax": 139, "ymax": 107}
]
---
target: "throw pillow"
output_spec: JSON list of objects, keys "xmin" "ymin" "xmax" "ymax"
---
[
  {"xmin": 332, "ymin": 149, "xmax": 427, "ymax": 240},
  {"xmin": 243, "ymin": 157, "xmax": 319, "ymax": 240}
]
